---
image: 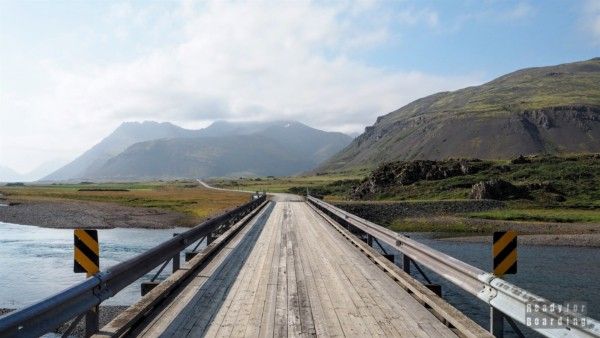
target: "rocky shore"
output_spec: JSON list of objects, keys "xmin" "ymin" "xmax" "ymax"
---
[
  {"xmin": 0, "ymin": 199, "xmax": 191, "ymax": 229},
  {"xmin": 0, "ymin": 305, "xmax": 127, "ymax": 337}
]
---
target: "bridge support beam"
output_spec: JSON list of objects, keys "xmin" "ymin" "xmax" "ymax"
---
[{"xmin": 490, "ymin": 307, "xmax": 504, "ymax": 337}]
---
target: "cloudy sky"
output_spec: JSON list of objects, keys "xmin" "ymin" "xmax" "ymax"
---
[{"xmin": 1, "ymin": 0, "xmax": 599, "ymax": 174}]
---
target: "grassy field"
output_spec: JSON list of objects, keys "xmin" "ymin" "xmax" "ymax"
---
[
  {"xmin": 466, "ymin": 209, "xmax": 600, "ymax": 223},
  {"xmin": 0, "ymin": 181, "xmax": 251, "ymax": 220},
  {"xmin": 209, "ymin": 171, "xmax": 365, "ymax": 196}
]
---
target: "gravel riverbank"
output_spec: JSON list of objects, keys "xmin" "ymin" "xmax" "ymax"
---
[
  {"xmin": 440, "ymin": 233, "xmax": 600, "ymax": 247},
  {"xmin": 0, "ymin": 199, "xmax": 191, "ymax": 229},
  {"xmin": 0, "ymin": 305, "xmax": 127, "ymax": 337}
]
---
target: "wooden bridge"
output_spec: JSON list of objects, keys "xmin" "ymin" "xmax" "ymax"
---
[
  {"xmin": 1, "ymin": 193, "xmax": 598, "ymax": 338},
  {"xmin": 112, "ymin": 197, "xmax": 473, "ymax": 337}
]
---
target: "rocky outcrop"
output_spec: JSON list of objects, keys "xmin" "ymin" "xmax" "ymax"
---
[
  {"xmin": 469, "ymin": 179, "xmax": 528, "ymax": 200},
  {"xmin": 352, "ymin": 159, "xmax": 489, "ymax": 199}
]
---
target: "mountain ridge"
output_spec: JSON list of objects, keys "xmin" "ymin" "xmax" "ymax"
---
[
  {"xmin": 45, "ymin": 120, "xmax": 352, "ymax": 181},
  {"xmin": 319, "ymin": 58, "xmax": 600, "ymax": 171}
]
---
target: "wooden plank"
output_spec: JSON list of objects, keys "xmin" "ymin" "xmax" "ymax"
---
[
  {"xmin": 288, "ymin": 212, "xmax": 316, "ymax": 336},
  {"xmin": 258, "ymin": 204, "xmax": 284, "ymax": 337},
  {"xmin": 273, "ymin": 204, "xmax": 289, "ymax": 338},
  {"xmin": 285, "ymin": 204, "xmax": 302, "ymax": 338},
  {"xmin": 242, "ymin": 202, "xmax": 281, "ymax": 337},
  {"xmin": 296, "ymin": 203, "xmax": 376, "ymax": 337}
]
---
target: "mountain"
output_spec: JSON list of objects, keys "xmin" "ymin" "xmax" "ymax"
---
[
  {"xmin": 0, "ymin": 160, "xmax": 67, "ymax": 182},
  {"xmin": 48, "ymin": 120, "xmax": 352, "ymax": 180},
  {"xmin": 86, "ymin": 135, "xmax": 306, "ymax": 179},
  {"xmin": 44, "ymin": 121, "xmax": 200, "ymax": 181},
  {"xmin": 0, "ymin": 166, "xmax": 23, "ymax": 182},
  {"xmin": 319, "ymin": 58, "xmax": 600, "ymax": 171}
]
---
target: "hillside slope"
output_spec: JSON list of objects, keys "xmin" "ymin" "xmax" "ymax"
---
[{"xmin": 320, "ymin": 58, "xmax": 600, "ymax": 171}]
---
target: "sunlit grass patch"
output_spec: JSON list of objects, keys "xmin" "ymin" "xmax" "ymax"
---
[{"xmin": 466, "ymin": 209, "xmax": 600, "ymax": 223}]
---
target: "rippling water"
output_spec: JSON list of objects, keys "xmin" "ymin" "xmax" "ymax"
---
[{"xmin": 0, "ymin": 222, "xmax": 197, "ymax": 309}]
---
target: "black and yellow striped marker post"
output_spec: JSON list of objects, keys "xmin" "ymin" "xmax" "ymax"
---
[
  {"xmin": 74, "ymin": 229, "xmax": 100, "ymax": 276},
  {"xmin": 493, "ymin": 230, "xmax": 517, "ymax": 276},
  {"xmin": 74, "ymin": 229, "xmax": 100, "ymax": 336},
  {"xmin": 491, "ymin": 230, "xmax": 517, "ymax": 336}
]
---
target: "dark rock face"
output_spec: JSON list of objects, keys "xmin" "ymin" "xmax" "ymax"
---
[
  {"xmin": 352, "ymin": 159, "xmax": 489, "ymax": 199},
  {"xmin": 469, "ymin": 179, "xmax": 528, "ymax": 200}
]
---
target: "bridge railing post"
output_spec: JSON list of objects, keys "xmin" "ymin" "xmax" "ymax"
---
[
  {"xmin": 490, "ymin": 307, "xmax": 504, "ymax": 337},
  {"xmin": 85, "ymin": 306, "xmax": 99, "ymax": 337},
  {"xmin": 172, "ymin": 233, "xmax": 180, "ymax": 273},
  {"xmin": 403, "ymin": 254, "xmax": 411, "ymax": 274}
]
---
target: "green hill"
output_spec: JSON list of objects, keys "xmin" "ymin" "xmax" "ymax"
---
[{"xmin": 320, "ymin": 58, "xmax": 600, "ymax": 171}]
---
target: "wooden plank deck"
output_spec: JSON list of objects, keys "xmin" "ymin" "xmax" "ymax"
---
[{"xmin": 133, "ymin": 200, "xmax": 458, "ymax": 337}]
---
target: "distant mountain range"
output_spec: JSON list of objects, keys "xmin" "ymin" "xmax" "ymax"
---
[
  {"xmin": 319, "ymin": 58, "xmax": 600, "ymax": 171},
  {"xmin": 0, "ymin": 160, "xmax": 66, "ymax": 182},
  {"xmin": 44, "ymin": 120, "xmax": 352, "ymax": 181}
]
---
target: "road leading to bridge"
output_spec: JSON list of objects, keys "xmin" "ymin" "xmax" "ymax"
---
[{"xmin": 130, "ymin": 195, "xmax": 460, "ymax": 337}]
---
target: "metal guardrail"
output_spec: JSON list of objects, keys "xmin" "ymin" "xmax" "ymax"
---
[
  {"xmin": 0, "ymin": 195, "xmax": 266, "ymax": 338},
  {"xmin": 307, "ymin": 196, "xmax": 600, "ymax": 338}
]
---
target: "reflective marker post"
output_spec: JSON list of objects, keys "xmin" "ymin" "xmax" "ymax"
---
[
  {"xmin": 74, "ymin": 229, "xmax": 100, "ymax": 337},
  {"xmin": 491, "ymin": 230, "xmax": 518, "ymax": 337}
]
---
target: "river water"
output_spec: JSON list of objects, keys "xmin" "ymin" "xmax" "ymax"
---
[
  {"xmin": 0, "ymin": 222, "xmax": 598, "ymax": 337},
  {"xmin": 0, "ymin": 222, "xmax": 196, "ymax": 309}
]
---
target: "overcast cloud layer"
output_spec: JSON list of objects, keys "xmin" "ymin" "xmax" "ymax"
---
[{"xmin": 1, "ymin": 0, "xmax": 598, "ymax": 173}]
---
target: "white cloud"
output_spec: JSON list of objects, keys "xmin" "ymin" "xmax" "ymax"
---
[
  {"xmin": 583, "ymin": 0, "xmax": 600, "ymax": 44},
  {"xmin": 0, "ymin": 0, "xmax": 480, "ymax": 172}
]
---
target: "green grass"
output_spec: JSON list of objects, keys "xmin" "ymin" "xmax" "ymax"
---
[
  {"xmin": 467, "ymin": 209, "xmax": 600, "ymax": 223},
  {"xmin": 388, "ymin": 217, "xmax": 499, "ymax": 233},
  {"xmin": 0, "ymin": 181, "xmax": 251, "ymax": 223}
]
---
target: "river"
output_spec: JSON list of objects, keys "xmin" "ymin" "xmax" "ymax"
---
[{"xmin": 0, "ymin": 222, "xmax": 197, "ymax": 309}]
